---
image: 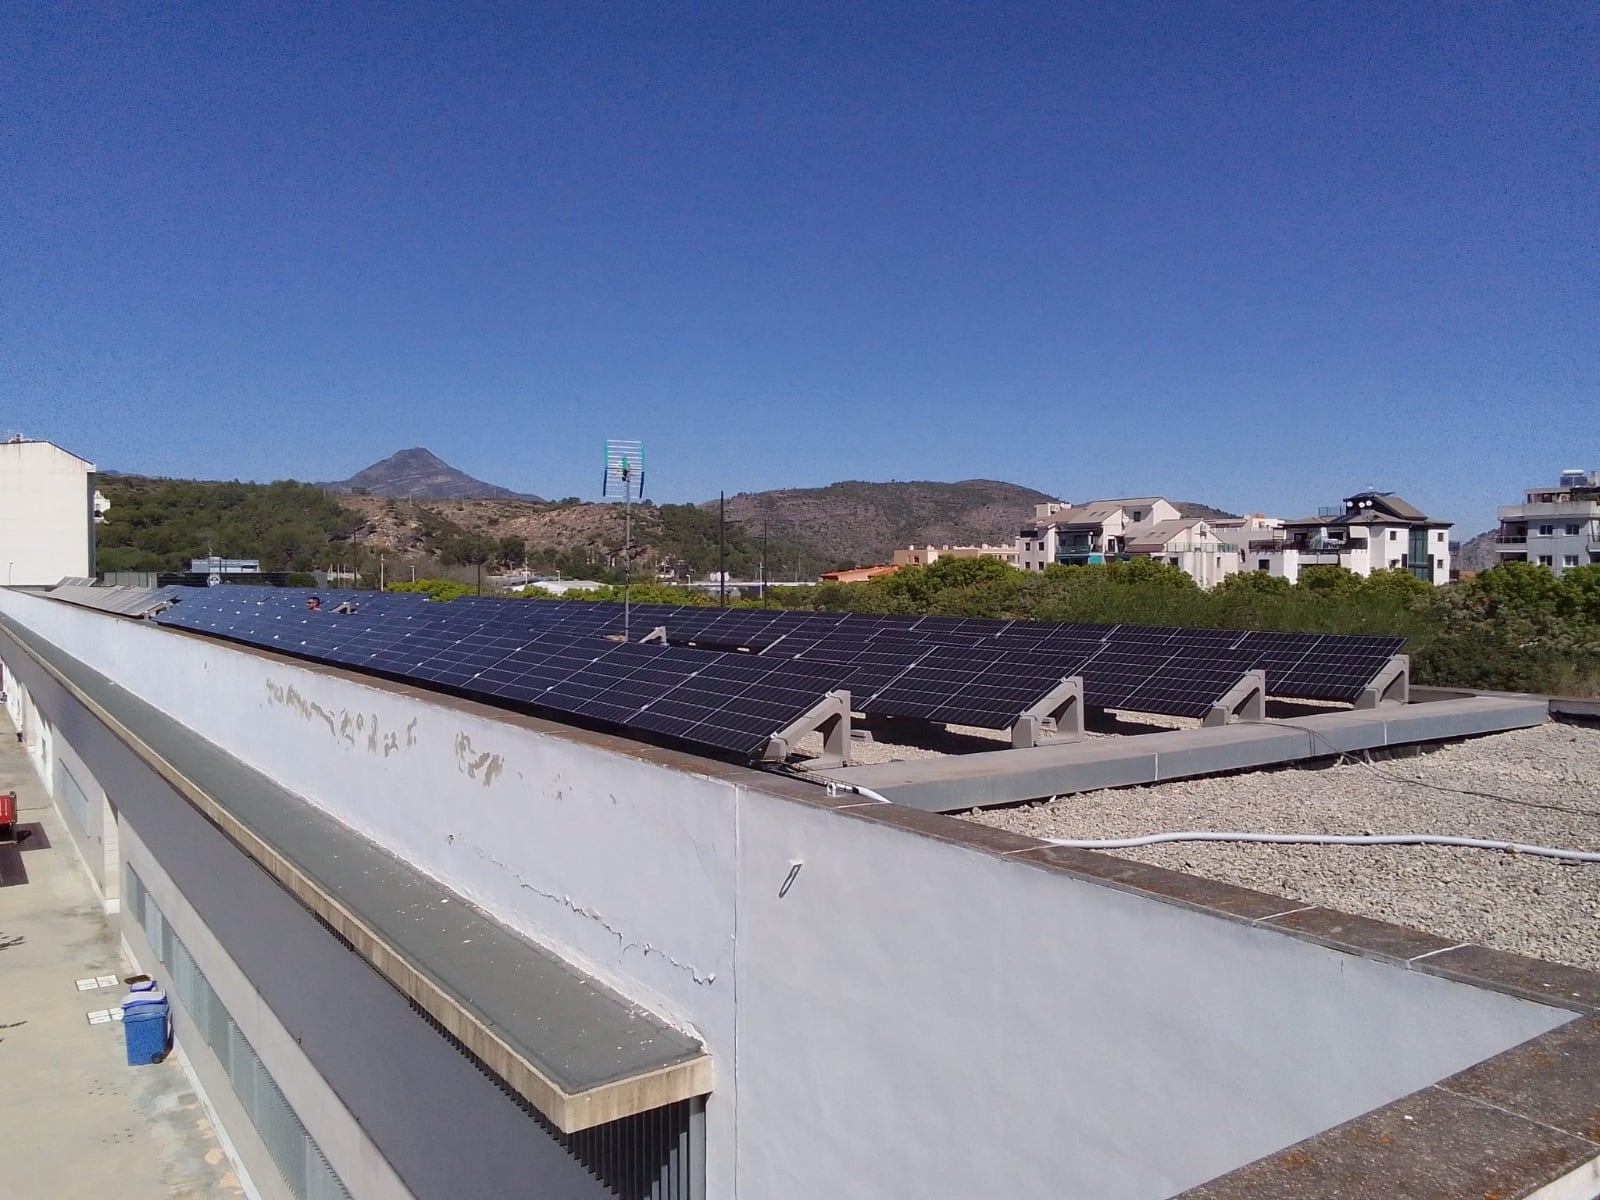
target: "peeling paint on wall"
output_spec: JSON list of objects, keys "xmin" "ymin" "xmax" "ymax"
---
[
  {"xmin": 453, "ymin": 732, "xmax": 504, "ymax": 787},
  {"xmin": 265, "ymin": 680, "xmax": 414, "ymax": 762}
]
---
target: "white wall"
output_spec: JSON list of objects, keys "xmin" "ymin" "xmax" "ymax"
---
[
  {"xmin": 0, "ymin": 591, "xmax": 1575, "ymax": 1200},
  {"xmin": 0, "ymin": 441, "xmax": 94, "ymax": 585}
]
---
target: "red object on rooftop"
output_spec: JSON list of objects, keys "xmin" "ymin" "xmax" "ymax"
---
[{"xmin": 0, "ymin": 790, "xmax": 15, "ymax": 841}]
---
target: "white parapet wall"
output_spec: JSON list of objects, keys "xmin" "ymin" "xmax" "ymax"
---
[{"xmin": 0, "ymin": 588, "xmax": 1581, "ymax": 1200}]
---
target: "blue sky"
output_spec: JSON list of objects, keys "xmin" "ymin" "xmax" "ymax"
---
[{"xmin": 3, "ymin": 2, "xmax": 1595, "ymax": 534}]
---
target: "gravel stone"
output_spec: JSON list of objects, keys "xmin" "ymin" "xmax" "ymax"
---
[{"xmin": 964, "ymin": 721, "xmax": 1600, "ymax": 972}]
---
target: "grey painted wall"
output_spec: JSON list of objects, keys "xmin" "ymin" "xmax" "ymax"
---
[{"xmin": 0, "ymin": 592, "xmax": 1578, "ymax": 1199}]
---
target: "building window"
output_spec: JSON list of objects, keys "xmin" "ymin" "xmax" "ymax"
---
[
  {"xmin": 1389, "ymin": 530, "xmax": 1398, "ymax": 540},
  {"xmin": 1539, "ymin": 524, "xmax": 1555, "ymax": 536},
  {"xmin": 1257, "ymin": 560, "xmax": 1269, "ymax": 571},
  {"xmin": 1539, "ymin": 556, "xmax": 1554, "ymax": 567},
  {"xmin": 1435, "ymin": 531, "xmax": 1445, "ymax": 541},
  {"xmin": 1565, "ymin": 524, "xmax": 1581, "ymax": 536},
  {"xmin": 1563, "ymin": 555, "xmax": 1579, "ymax": 567},
  {"xmin": 123, "ymin": 867, "xmax": 352, "ymax": 1200}
]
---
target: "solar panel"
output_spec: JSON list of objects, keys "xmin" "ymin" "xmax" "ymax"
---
[
  {"xmin": 154, "ymin": 594, "xmax": 845, "ymax": 760},
  {"xmin": 864, "ymin": 645, "xmax": 1091, "ymax": 727},
  {"xmin": 153, "ymin": 591, "xmax": 1409, "ymax": 753}
]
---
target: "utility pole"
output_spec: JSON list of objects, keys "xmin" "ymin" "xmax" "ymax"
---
[
  {"xmin": 718, "ymin": 491, "xmax": 727, "ymax": 608},
  {"xmin": 761, "ymin": 509, "xmax": 769, "ymax": 608}
]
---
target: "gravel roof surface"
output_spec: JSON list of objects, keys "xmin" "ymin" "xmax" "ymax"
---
[{"xmin": 965, "ymin": 721, "xmax": 1600, "ymax": 972}]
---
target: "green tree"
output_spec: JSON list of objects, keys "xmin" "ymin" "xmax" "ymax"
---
[
  {"xmin": 1215, "ymin": 571, "xmax": 1292, "ymax": 596},
  {"xmin": 1296, "ymin": 565, "xmax": 1363, "ymax": 593},
  {"xmin": 1362, "ymin": 568, "xmax": 1433, "ymax": 600}
]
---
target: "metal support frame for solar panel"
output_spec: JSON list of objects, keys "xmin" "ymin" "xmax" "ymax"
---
[
  {"xmin": 1352, "ymin": 654, "xmax": 1410, "ymax": 709},
  {"xmin": 1200, "ymin": 669, "xmax": 1268, "ymax": 727},
  {"xmin": 762, "ymin": 689, "xmax": 853, "ymax": 768},
  {"xmin": 1009, "ymin": 676, "xmax": 1085, "ymax": 748}
]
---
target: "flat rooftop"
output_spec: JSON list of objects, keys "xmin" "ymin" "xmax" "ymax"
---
[{"xmin": 968, "ymin": 720, "xmax": 1600, "ymax": 972}]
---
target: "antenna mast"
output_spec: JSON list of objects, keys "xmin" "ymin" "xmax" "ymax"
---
[{"xmin": 603, "ymin": 439, "xmax": 645, "ymax": 639}]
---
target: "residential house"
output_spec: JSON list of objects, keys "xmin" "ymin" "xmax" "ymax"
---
[
  {"xmin": 892, "ymin": 544, "xmax": 1020, "ymax": 569},
  {"xmin": 1494, "ymin": 470, "xmax": 1600, "ymax": 576},
  {"xmin": 1247, "ymin": 492, "xmax": 1451, "ymax": 585},
  {"xmin": 819, "ymin": 564, "xmax": 898, "ymax": 584},
  {"xmin": 1016, "ymin": 498, "xmax": 1182, "ymax": 572},
  {"xmin": 1125, "ymin": 517, "xmax": 1241, "ymax": 590}
]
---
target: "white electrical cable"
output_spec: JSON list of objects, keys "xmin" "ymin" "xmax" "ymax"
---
[
  {"xmin": 824, "ymin": 782, "xmax": 894, "ymax": 804},
  {"xmin": 1043, "ymin": 831, "xmax": 1600, "ymax": 863}
]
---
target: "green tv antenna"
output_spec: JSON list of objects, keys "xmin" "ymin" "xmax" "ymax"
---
[{"xmin": 603, "ymin": 439, "xmax": 644, "ymax": 638}]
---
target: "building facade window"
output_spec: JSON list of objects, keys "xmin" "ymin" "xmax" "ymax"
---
[
  {"xmin": 1563, "ymin": 556, "xmax": 1579, "ymax": 567},
  {"xmin": 1565, "ymin": 524, "xmax": 1581, "ymax": 536},
  {"xmin": 1539, "ymin": 524, "xmax": 1555, "ymax": 536},
  {"xmin": 1539, "ymin": 556, "xmax": 1554, "ymax": 566},
  {"xmin": 123, "ymin": 866, "xmax": 351, "ymax": 1200}
]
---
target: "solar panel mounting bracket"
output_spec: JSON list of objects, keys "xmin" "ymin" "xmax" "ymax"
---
[
  {"xmin": 764, "ymin": 690, "xmax": 853, "ymax": 768},
  {"xmin": 1353, "ymin": 654, "xmax": 1409, "ymax": 709},
  {"xmin": 638, "ymin": 626, "xmax": 669, "ymax": 645},
  {"xmin": 1202, "ymin": 669, "xmax": 1268, "ymax": 727},
  {"xmin": 1011, "ymin": 676, "xmax": 1085, "ymax": 748}
]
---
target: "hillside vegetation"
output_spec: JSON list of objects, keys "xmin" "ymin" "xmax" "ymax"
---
[
  {"xmin": 95, "ymin": 478, "xmax": 355, "ymax": 573},
  {"xmin": 94, "ymin": 476, "xmax": 816, "ymax": 581}
]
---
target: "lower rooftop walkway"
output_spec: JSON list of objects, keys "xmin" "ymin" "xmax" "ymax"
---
[{"xmin": 0, "ymin": 706, "xmax": 244, "ymax": 1199}]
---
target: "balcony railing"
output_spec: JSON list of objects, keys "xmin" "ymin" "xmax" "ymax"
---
[{"xmin": 1494, "ymin": 536, "xmax": 1528, "ymax": 546}]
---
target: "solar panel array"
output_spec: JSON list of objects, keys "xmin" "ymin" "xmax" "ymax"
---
[
  {"xmin": 142, "ymin": 587, "xmax": 1406, "ymax": 758},
  {"xmin": 153, "ymin": 588, "xmax": 846, "ymax": 759},
  {"xmin": 44, "ymin": 582, "xmax": 185, "ymax": 617}
]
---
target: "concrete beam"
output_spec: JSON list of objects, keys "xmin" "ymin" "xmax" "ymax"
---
[{"xmin": 812, "ymin": 695, "xmax": 1549, "ymax": 813}]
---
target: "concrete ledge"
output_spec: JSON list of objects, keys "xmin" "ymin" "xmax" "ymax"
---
[
  {"xmin": 814, "ymin": 695, "xmax": 1550, "ymax": 812},
  {"xmin": 1177, "ymin": 1081, "xmax": 1600, "ymax": 1199}
]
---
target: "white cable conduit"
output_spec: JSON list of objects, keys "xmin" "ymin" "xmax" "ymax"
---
[
  {"xmin": 1043, "ymin": 831, "xmax": 1600, "ymax": 864},
  {"xmin": 824, "ymin": 782, "xmax": 895, "ymax": 804}
]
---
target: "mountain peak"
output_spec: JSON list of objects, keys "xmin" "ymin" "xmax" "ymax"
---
[{"xmin": 323, "ymin": 449, "xmax": 540, "ymax": 501}]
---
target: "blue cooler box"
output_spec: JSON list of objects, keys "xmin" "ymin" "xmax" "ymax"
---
[{"xmin": 121, "ymin": 982, "xmax": 170, "ymax": 1065}]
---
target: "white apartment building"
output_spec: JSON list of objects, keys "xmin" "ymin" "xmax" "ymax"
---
[
  {"xmin": 1245, "ymin": 492, "xmax": 1451, "ymax": 585},
  {"xmin": 0, "ymin": 437, "xmax": 102, "ymax": 586},
  {"xmin": 1016, "ymin": 498, "xmax": 1183, "ymax": 572},
  {"xmin": 1125, "ymin": 518, "xmax": 1242, "ymax": 589},
  {"xmin": 892, "ymin": 543, "xmax": 1020, "ymax": 569},
  {"xmin": 1016, "ymin": 498, "xmax": 1243, "ymax": 588},
  {"xmin": 1495, "ymin": 470, "xmax": 1600, "ymax": 576}
]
